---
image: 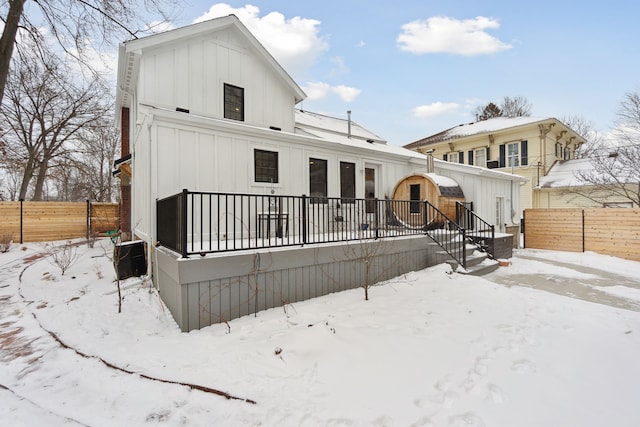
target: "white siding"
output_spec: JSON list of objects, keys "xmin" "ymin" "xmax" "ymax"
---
[{"xmin": 136, "ymin": 27, "xmax": 296, "ymax": 132}]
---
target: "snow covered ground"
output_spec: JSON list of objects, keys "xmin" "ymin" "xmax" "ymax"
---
[{"xmin": 1, "ymin": 238, "xmax": 639, "ymax": 426}]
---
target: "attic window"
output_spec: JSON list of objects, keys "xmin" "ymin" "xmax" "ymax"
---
[{"xmin": 224, "ymin": 83, "xmax": 244, "ymax": 121}]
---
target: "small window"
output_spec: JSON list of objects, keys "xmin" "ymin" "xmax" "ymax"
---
[
  {"xmin": 340, "ymin": 162, "xmax": 356, "ymax": 203},
  {"xmin": 224, "ymin": 83, "xmax": 244, "ymax": 121},
  {"xmin": 254, "ymin": 149, "xmax": 278, "ymax": 183},
  {"xmin": 309, "ymin": 158, "xmax": 327, "ymax": 203},
  {"xmin": 410, "ymin": 184, "xmax": 421, "ymax": 214},
  {"xmin": 507, "ymin": 142, "xmax": 520, "ymax": 167},
  {"xmin": 448, "ymin": 152, "xmax": 459, "ymax": 163},
  {"xmin": 474, "ymin": 148, "xmax": 486, "ymax": 168}
]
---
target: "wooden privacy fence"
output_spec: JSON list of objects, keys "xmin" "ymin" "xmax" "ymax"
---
[
  {"xmin": 0, "ymin": 201, "xmax": 119, "ymax": 243},
  {"xmin": 523, "ymin": 208, "xmax": 640, "ymax": 261}
]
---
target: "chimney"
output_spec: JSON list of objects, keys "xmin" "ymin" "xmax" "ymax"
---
[
  {"xmin": 425, "ymin": 149, "xmax": 435, "ymax": 173},
  {"xmin": 347, "ymin": 110, "xmax": 352, "ymax": 138}
]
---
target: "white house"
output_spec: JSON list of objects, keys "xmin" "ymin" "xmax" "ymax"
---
[{"xmin": 114, "ymin": 15, "xmax": 526, "ymax": 330}]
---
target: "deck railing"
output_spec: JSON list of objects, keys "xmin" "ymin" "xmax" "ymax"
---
[{"xmin": 156, "ymin": 190, "xmax": 475, "ymax": 268}]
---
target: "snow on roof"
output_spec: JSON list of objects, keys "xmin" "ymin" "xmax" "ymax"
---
[
  {"xmin": 538, "ymin": 159, "xmax": 594, "ymax": 188},
  {"xmin": 295, "ymin": 109, "xmax": 385, "ymax": 143},
  {"xmin": 444, "ymin": 116, "xmax": 549, "ymax": 138},
  {"xmin": 539, "ymin": 157, "xmax": 640, "ymax": 188},
  {"xmin": 426, "ymin": 173, "xmax": 460, "ymax": 188},
  {"xmin": 405, "ymin": 116, "xmax": 558, "ymax": 149},
  {"xmin": 296, "ymin": 124, "xmax": 425, "ymax": 159},
  {"xmin": 538, "ymin": 159, "xmax": 593, "ymax": 188}
]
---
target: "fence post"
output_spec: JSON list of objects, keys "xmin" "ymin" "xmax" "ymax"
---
[
  {"xmin": 301, "ymin": 194, "xmax": 307, "ymax": 245},
  {"xmin": 19, "ymin": 198, "xmax": 24, "ymax": 243},
  {"xmin": 181, "ymin": 189, "xmax": 189, "ymax": 258},
  {"xmin": 86, "ymin": 199, "xmax": 91, "ymax": 241},
  {"xmin": 581, "ymin": 209, "xmax": 585, "ymax": 253}
]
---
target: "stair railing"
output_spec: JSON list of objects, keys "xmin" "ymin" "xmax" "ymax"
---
[
  {"xmin": 420, "ymin": 199, "xmax": 467, "ymax": 269},
  {"xmin": 455, "ymin": 201, "xmax": 495, "ymax": 258}
]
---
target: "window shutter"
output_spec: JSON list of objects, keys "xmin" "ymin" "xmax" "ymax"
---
[
  {"xmin": 499, "ymin": 144, "xmax": 506, "ymax": 168},
  {"xmin": 486, "ymin": 147, "xmax": 490, "ymax": 161},
  {"xmin": 521, "ymin": 140, "xmax": 528, "ymax": 166},
  {"xmin": 458, "ymin": 152, "xmax": 464, "ymax": 164},
  {"xmin": 443, "ymin": 153, "xmax": 448, "ymax": 161},
  {"xmin": 468, "ymin": 150, "xmax": 474, "ymax": 165}
]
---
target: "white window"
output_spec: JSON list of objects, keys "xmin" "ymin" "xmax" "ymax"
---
[
  {"xmin": 448, "ymin": 152, "xmax": 459, "ymax": 163},
  {"xmin": 474, "ymin": 148, "xmax": 486, "ymax": 168},
  {"xmin": 507, "ymin": 142, "xmax": 519, "ymax": 167}
]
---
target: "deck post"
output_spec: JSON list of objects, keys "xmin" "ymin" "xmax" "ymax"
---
[
  {"xmin": 181, "ymin": 189, "xmax": 189, "ymax": 258},
  {"xmin": 374, "ymin": 198, "xmax": 380, "ymax": 239},
  {"xmin": 301, "ymin": 194, "xmax": 307, "ymax": 245}
]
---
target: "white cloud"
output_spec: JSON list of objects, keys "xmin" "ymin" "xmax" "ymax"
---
[
  {"xmin": 332, "ymin": 85, "xmax": 361, "ymax": 102},
  {"xmin": 412, "ymin": 102, "xmax": 460, "ymax": 118},
  {"xmin": 302, "ymin": 81, "xmax": 332, "ymax": 100},
  {"xmin": 194, "ymin": 4, "xmax": 328, "ymax": 76},
  {"xmin": 301, "ymin": 81, "xmax": 361, "ymax": 103},
  {"xmin": 330, "ymin": 56, "xmax": 349, "ymax": 75},
  {"xmin": 397, "ymin": 16, "xmax": 512, "ymax": 56}
]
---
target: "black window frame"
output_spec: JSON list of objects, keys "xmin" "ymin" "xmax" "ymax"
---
[
  {"xmin": 339, "ymin": 161, "xmax": 356, "ymax": 203},
  {"xmin": 410, "ymin": 184, "xmax": 421, "ymax": 214},
  {"xmin": 254, "ymin": 149, "xmax": 279, "ymax": 183},
  {"xmin": 309, "ymin": 158, "xmax": 328, "ymax": 204},
  {"xmin": 224, "ymin": 83, "xmax": 244, "ymax": 121}
]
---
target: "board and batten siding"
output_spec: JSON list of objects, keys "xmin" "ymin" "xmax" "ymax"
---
[
  {"xmin": 132, "ymin": 110, "xmax": 419, "ymax": 243},
  {"xmin": 137, "ymin": 27, "xmax": 295, "ymax": 132},
  {"xmin": 433, "ymin": 164, "xmax": 521, "ymax": 229}
]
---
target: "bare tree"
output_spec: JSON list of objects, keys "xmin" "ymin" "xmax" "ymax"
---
[
  {"xmin": 570, "ymin": 91, "xmax": 640, "ymax": 206},
  {"xmin": 50, "ymin": 118, "xmax": 121, "ymax": 201},
  {"xmin": 500, "ymin": 95, "xmax": 532, "ymax": 118},
  {"xmin": 617, "ymin": 91, "xmax": 640, "ymax": 145},
  {"xmin": 0, "ymin": 0, "xmax": 180, "ymax": 106},
  {"xmin": 1, "ymin": 47, "xmax": 110, "ymax": 200},
  {"xmin": 562, "ymin": 115, "xmax": 602, "ymax": 157}
]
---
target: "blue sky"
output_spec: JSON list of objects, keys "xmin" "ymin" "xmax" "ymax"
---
[{"xmin": 172, "ymin": 1, "xmax": 638, "ymax": 146}]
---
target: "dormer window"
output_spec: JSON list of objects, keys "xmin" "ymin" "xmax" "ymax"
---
[{"xmin": 224, "ymin": 83, "xmax": 244, "ymax": 121}]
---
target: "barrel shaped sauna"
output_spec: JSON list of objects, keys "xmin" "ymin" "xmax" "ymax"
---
[{"xmin": 391, "ymin": 173, "xmax": 464, "ymax": 229}]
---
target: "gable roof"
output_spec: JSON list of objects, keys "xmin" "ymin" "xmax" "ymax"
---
[
  {"xmin": 404, "ymin": 116, "xmax": 584, "ymax": 150},
  {"xmin": 116, "ymin": 14, "xmax": 306, "ymax": 117}
]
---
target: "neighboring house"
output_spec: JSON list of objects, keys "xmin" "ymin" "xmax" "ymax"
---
[
  {"xmin": 535, "ymin": 158, "xmax": 639, "ymax": 208},
  {"xmin": 404, "ymin": 117, "xmax": 586, "ymax": 217},
  {"xmin": 113, "ymin": 15, "xmax": 525, "ymax": 331}
]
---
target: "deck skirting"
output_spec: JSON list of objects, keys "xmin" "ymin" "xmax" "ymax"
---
[{"xmin": 155, "ymin": 235, "xmax": 439, "ymax": 331}]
